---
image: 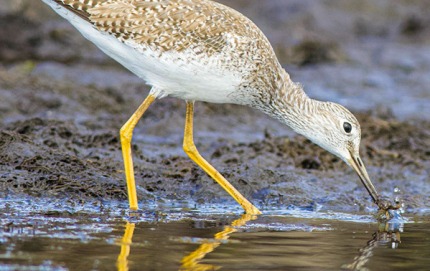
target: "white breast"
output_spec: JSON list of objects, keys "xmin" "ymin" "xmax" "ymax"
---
[{"xmin": 42, "ymin": 0, "xmax": 243, "ymax": 104}]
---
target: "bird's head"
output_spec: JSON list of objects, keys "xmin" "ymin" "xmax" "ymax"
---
[{"xmin": 303, "ymin": 101, "xmax": 378, "ymax": 202}]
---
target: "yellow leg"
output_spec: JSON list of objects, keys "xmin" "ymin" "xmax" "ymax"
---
[
  {"xmin": 183, "ymin": 102, "xmax": 261, "ymax": 215},
  {"xmin": 120, "ymin": 94, "xmax": 156, "ymax": 210}
]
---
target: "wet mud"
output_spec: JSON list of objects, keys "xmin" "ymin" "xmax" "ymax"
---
[{"xmin": 0, "ymin": 1, "xmax": 429, "ymax": 214}]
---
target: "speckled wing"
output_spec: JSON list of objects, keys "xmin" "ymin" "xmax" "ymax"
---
[
  {"xmin": 50, "ymin": 0, "xmax": 287, "ymax": 105},
  {"xmin": 52, "ymin": 0, "xmax": 270, "ymax": 55}
]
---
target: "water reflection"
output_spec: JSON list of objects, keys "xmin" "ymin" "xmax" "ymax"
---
[
  {"xmin": 115, "ymin": 214, "xmax": 256, "ymax": 271},
  {"xmin": 116, "ymin": 222, "xmax": 135, "ymax": 271},
  {"xmin": 180, "ymin": 214, "xmax": 257, "ymax": 271},
  {"xmin": 342, "ymin": 212, "xmax": 404, "ymax": 270},
  {"xmin": 114, "ymin": 212, "xmax": 405, "ymax": 271}
]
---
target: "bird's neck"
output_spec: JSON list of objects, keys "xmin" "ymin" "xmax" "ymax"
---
[{"xmin": 258, "ymin": 71, "xmax": 322, "ymax": 137}]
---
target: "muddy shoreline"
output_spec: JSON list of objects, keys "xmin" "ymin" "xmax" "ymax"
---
[{"xmin": 0, "ymin": 1, "xmax": 429, "ymax": 214}]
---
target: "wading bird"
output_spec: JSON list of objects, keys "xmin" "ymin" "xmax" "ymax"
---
[{"xmin": 40, "ymin": 0, "xmax": 394, "ymax": 214}]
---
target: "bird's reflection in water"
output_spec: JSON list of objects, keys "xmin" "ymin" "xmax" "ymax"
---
[
  {"xmin": 116, "ymin": 222, "xmax": 135, "ymax": 271},
  {"xmin": 180, "ymin": 214, "xmax": 257, "ymax": 271},
  {"xmin": 115, "ymin": 211, "xmax": 404, "ymax": 271},
  {"xmin": 342, "ymin": 210, "xmax": 404, "ymax": 270},
  {"xmin": 115, "ymin": 214, "xmax": 256, "ymax": 271}
]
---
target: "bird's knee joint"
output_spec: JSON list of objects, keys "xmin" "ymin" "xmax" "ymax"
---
[
  {"xmin": 120, "ymin": 128, "xmax": 132, "ymax": 143},
  {"xmin": 183, "ymin": 143, "xmax": 197, "ymax": 156}
]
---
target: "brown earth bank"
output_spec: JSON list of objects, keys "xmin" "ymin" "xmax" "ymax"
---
[{"xmin": 0, "ymin": 0, "xmax": 429, "ymax": 214}]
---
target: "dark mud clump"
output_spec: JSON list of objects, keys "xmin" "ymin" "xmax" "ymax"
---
[
  {"xmin": 288, "ymin": 40, "xmax": 344, "ymax": 66},
  {"xmin": 0, "ymin": 14, "xmax": 42, "ymax": 63},
  {"xmin": 1, "ymin": 111, "xmax": 429, "ymax": 212},
  {"xmin": 0, "ymin": 118, "xmax": 126, "ymax": 200}
]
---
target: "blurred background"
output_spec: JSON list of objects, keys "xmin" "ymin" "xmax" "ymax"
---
[{"xmin": 1, "ymin": 0, "xmax": 430, "ymax": 119}]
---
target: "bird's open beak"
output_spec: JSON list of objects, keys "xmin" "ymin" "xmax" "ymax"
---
[{"xmin": 347, "ymin": 151, "xmax": 379, "ymax": 203}]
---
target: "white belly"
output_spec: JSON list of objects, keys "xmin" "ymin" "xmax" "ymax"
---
[{"xmin": 42, "ymin": 1, "xmax": 243, "ymax": 104}]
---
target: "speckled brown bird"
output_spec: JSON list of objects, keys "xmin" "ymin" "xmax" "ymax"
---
[{"xmin": 40, "ymin": 0, "xmax": 392, "ymax": 214}]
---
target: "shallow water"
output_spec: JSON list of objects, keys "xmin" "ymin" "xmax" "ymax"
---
[{"xmin": 1, "ymin": 198, "xmax": 428, "ymax": 271}]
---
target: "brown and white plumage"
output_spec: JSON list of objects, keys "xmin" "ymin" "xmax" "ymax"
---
[
  {"xmin": 40, "ymin": 0, "xmax": 392, "ymax": 213},
  {"xmin": 45, "ymin": 0, "xmax": 286, "ymax": 105}
]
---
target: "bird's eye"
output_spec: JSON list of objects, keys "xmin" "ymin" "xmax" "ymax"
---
[{"xmin": 343, "ymin": 122, "xmax": 352, "ymax": 133}]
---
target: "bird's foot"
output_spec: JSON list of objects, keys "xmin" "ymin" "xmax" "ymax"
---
[
  {"xmin": 376, "ymin": 197, "xmax": 400, "ymax": 211},
  {"xmin": 375, "ymin": 196, "xmax": 404, "ymax": 222}
]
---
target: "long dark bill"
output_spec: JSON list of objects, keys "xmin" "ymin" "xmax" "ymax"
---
[{"xmin": 348, "ymin": 152, "xmax": 379, "ymax": 204}]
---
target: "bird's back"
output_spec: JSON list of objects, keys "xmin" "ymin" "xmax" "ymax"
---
[{"xmin": 42, "ymin": 0, "xmax": 286, "ymax": 104}]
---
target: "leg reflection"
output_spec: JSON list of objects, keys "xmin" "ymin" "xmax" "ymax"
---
[
  {"xmin": 180, "ymin": 214, "xmax": 257, "ymax": 271},
  {"xmin": 116, "ymin": 222, "xmax": 135, "ymax": 271}
]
